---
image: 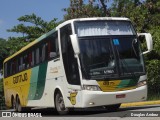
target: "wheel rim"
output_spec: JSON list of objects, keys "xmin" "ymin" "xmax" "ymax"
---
[
  {"xmin": 55, "ymin": 92, "xmax": 69, "ymax": 115},
  {"xmin": 57, "ymin": 95, "xmax": 65, "ymax": 111}
]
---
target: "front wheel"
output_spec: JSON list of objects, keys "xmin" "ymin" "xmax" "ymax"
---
[{"xmin": 55, "ymin": 92, "xmax": 69, "ymax": 115}]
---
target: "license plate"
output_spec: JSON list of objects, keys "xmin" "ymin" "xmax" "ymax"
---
[{"xmin": 116, "ymin": 94, "xmax": 126, "ymax": 98}]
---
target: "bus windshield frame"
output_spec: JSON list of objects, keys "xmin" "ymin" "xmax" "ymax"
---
[{"xmin": 74, "ymin": 20, "xmax": 145, "ymax": 80}]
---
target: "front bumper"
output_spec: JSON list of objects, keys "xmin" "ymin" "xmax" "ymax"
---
[{"xmin": 81, "ymin": 85, "xmax": 147, "ymax": 108}]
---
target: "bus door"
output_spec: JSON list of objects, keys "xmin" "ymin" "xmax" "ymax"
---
[{"xmin": 60, "ymin": 24, "xmax": 81, "ymax": 106}]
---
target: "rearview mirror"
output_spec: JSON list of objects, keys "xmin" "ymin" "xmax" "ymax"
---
[
  {"xmin": 138, "ymin": 33, "xmax": 153, "ymax": 54},
  {"xmin": 70, "ymin": 34, "xmax": 80, "ymax": 55}
]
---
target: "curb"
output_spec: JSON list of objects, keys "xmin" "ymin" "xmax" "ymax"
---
[{"xmin": 121, "ymin": 100, "xmax": 160, "ymax": 107}]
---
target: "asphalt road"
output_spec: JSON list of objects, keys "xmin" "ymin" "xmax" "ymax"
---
[
  {"xmin": 24, "ymin": 105, "xmax": 160, "ymax": 117},
  {"xmin": 1, "ymin": 105, "xmax": 160, "ymax": 119}
]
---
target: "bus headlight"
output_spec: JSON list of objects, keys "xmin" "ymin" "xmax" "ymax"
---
[
  {"xmin": 83, "ymin": 85, "xmax": 101, "ymax": 91},
  {"xmin": 137, "ymin": 80, "xmax": 147, "ymax": 87}
]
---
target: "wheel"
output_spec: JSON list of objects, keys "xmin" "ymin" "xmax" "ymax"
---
[
  {"xmin": 105, "ymin": 104, "xmax": 121, "ymax": 112},
  {"xmin": 11, "ymin": 97, "xmax": 16, "ymax": 110},
  {"xmin": 55, "ymin": 92, "xmax": 69, "ymax": 115},
  {"xmin": 15, "ymin": 97, "xmax": 22, "ymax": 112}
]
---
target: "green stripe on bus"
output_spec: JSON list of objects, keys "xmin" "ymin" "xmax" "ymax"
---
[
  {"xmin": 117, "ymin": 78, "xmax": 139, "ymax": 88},
  {"xmin": 28, "ymin": 66, "xmax": 39, "ymax": 100},
  {"xmin": 33, "ymin": 62, "xmax": 48, "ymax": 100}
]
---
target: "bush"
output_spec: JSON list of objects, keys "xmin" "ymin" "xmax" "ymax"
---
[
  {"xmin": 146, "ymin": 60, "xmax": 160, "ymax": 100},
  {"xmin": 0, "ymin": 78, "xmax": 6, "ymax": 110}
]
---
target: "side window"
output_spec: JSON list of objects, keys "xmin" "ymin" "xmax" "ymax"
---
[
  {"xmin": 60, "ymin": 24, "xmax": 80, "ymax": 85},
  {"xmin": 18, "ymin": 57, "xmax": 21, "ymax": 71},
  {"xmin": 31, "ymin": 51, "xmax": 35, "ymax": 66},
  {"xmin": 23, "ymin": 54, "xmax": 28, "ymax": 69},
  {"xmin": 48, "ymin": 32, "xmax": 59, "ymax": 59},
  {"xmin": 15, "ymin": 59, "xmax": 19, "ymax": 73},
  {"xmin": 28, "ymin": 52, "xmax": 32, "ymax": 68},
  {"xmin": 4, "ymin": 63, "xmax": 7, "ymax": 78},
  {"xmin": 20, "ymin": 56, "xmax": 24, "ymax": 71},
  {"xmin": 8, "ymin": 62, "xmax": 10, "ymax": 76},
  {"xmin": 42, "ymin": 43, "xmax": 46, "ymax": 62},
  {"xmin": 36, "ymin": 48, "xmax": 40, "ymax": 64},
  {"xmin": 12, "ymin": 60, "xmax": 16, "ymax": 74}
]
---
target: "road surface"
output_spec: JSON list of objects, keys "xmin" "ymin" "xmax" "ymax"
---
[{"xmin": 0, "ymin": 105, "xmax": 160, "ymax": 119}]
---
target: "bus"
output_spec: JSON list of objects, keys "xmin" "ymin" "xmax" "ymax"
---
[{"xmin": 3, "ymin": 17, "xmax": 153, "ymax": 115}]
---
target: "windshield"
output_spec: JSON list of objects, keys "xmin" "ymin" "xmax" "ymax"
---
[
  {"xmin": 75, "ymin": 20, "xmax": 145, "ymax": 80},
  {"xmin": 79, "ymin": 36, "xmax": 145, "ymax": 79},
  {"xmin": 113, "ymin": 36, "xmax": 145, "ymax": 76},
  {"xmin": 79, "ymin": 37, "xmax": 118, "ymax": 79}
]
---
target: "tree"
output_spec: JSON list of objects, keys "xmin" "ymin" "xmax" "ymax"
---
[
  {"xmin": 0, "ymin": 38, "xmax": 8, "ymax": 72},
  {"xmin": 63, "ymin": 0, "xmax": 110, "ymax": 20},
  {"xmin": 7, "ymin": 13, "xmax": 59, "ymax": 42},
  {"xmin": 99, "ymin": 0, "xmax": 111, "ymax": 16},
  {"xmin": 6, "ymin": 13, "xmax": 60, "ymax": 55}
]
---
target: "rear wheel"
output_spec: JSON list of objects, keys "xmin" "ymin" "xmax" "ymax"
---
[
  {"xmin": 55, "ymin": 92, "xmax": 69, "ymax": 115},
  {"xmin": 105, "ymin": 104, "xmax": 121, "ymax": 112},
  {"xmin": 11, "ymin": 97, "xmax": 16, "ymax": 110},
  {"xmin": 15, "ymin": 97, "xmax": 22, "ymax": 112}
]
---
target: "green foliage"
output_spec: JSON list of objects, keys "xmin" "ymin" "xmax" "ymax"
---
[
  {"xmin": 63, "ymin": 0, "xmax": 110, "ymax": 20},
  {"xmin": 6, "ymin": 14, "xmax": 59, "ymax": 56},
  {"xmin": 6, "ymin": 15, "xmax": 59, "ymax": 55},
  {"xmin": 0, "ymin": 78, "xmax": 5, "ymax": 110},
  {"xmin": 63, "ymin": 0, "xmax": 101, "ymax": 20},
  {"xmin": 6, "ymin": 37, "xmax": 29, "ymax": 56},
  {"xmin": 7, "ymin": 13, "xmax": 59, "ymax": 42},
  {"xmin": 146, "ymin": 60, "xmax": 160, "ymax": 99},
  {"xmin": 148, "ymin": 26, "xmax": 160, "ymax": 57},
  {"xmin": 0, "ymin": 38, "xmax": 8, "ymax": 70}
]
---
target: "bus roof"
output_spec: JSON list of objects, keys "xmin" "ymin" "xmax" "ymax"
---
[{"xmin": 4, "ymin": 17, "xmax": 130, "ymax": 63}]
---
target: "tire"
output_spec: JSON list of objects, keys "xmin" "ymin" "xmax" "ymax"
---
[
  {"xmin": 55, "ymin": 92, "xmax": 69, "ymax": 115},
  {"xmin": 105, "ymin": 104, "xmax": 121, "ymax": 112},
  {"xmin": 11, "ymin": 97, "xmax": 16, "ymax": 110},
  {"xmin": 15, "ymin": 97, "xmax": 22, "ymax": 112}
]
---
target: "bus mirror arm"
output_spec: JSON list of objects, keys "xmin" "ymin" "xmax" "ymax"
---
[
  {"xmin": 70, "ymin": 34, "xmax": 80, "ymax": 55},
  {"xmin": 138, "ymin": 33, "xmax": 153, "ymax": 54}
]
